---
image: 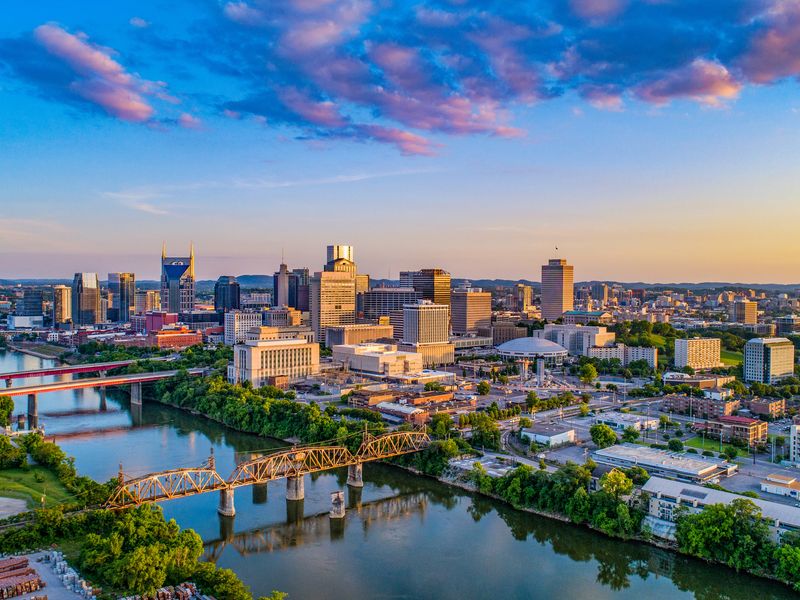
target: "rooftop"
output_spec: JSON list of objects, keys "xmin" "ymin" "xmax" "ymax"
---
[
  {"xmin": 496, "ymin": 337, "xmax": 568, "ymax": 357},
  {"xmin": 594, "ymin": 444, "xmax": 729, "ymax": 478}
]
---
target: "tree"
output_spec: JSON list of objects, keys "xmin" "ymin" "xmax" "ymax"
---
[
  {"xmin": 525, "ymin": 391, "xmax": 539, "ymax": 411},
  {"xmin": 471, "ymin": 414, "xmax": 501, "ymax": 450},
  {"xmin": 590, "ymin": 424, "xmax": 617, "ymax": 449},
  {"xmin": 667, "ymin": 438, "xmax": 684, "ymax": 452},
  {"xmin": 429, "ymin": 413, "xmax": 453, "ymax": 439},
  {"xmin": 566, "ymin": 487, "xmax": 591, "ymax": 523},
  {"xmin": 723, "ymin": 445, "xmax": 739, "ymax": 461},
  {"xmin": 621, "ymin": 427, "xmax": 639, "ymax": 443},
  {"xmin": 0, "ymin": 395, "xmax": 13, "ymax": 428},
  {"xmin": 424, "ymin": 382, "xmax": 444, "ymax": 392},
  {"xmin": 579, "ymin": 403, "xmax": 590, "ymax": 417},
  {"xmin": 579, "ymin": 363, "xmax": 598, "ymax": 385},
  {"xmin": 600, "ymin": 469, "xmax": 633, "ymax": 498},
  {"xmin": 477, "ymin": 381, "xmax": 491, "ymax": 395}
]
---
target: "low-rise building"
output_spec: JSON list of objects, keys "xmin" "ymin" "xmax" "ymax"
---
[
  {"xmin": 746, "ymin": 398, "xmax": 786, "ymax": 419},
  {"xmin": 594, "ymin": 444, "xmax": 737, "ymax": 483},
  {"xmin": 520, "ymin": 423, "xmax": 576, "ymax": 447},
  {"xmin": 704, "ymin": 415, "xmax": 768, "ymax": 445},
  {"xmin": 662, "ymin": 395, "xmax": 740, "ymax": 419},
  {"xmin": 586, "ymin": 344, "xmax": 658, "ymax": 368},
  {"xmin": 325, "ymin": 324, "xmax": 393, "ymax": 347},
  {"xmin": 761, "ymin": 473, "xmax": 800, "ymax": 499},
  {"xmin": 147, "ymin": 327, "xmax": 202, "ymax": 349},
  {"xmin": 478, "ymin": 322, "xmax": 528, "ymax": 346},
  {"xmin": 643, "ymin": 476, "xmax": 800, "ymax": 543},
  {"xmin": 594, "ymin": 411, "xmax": 658, "ymax": 432},
  {"xmin": 333, "ymin": 343, "xmax": 423, "ymax": 376},
  {"xmin": 662, "ymin": 373, "xmax": 736, "ymax": 389},
  {"xmin": 374, "ymin": 402, "xmax": 426, "ymax": 425},
  {"xmin": 561, "ymin": 310, "xmax": 612, "ymax": 325}
]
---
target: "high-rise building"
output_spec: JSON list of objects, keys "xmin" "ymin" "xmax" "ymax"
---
[
  {"xmin": 108, "ymin": 272, "xmax": 135, "ymax": 322},
  {"xmin": 744, "ymin": 337, "xmax": 795, "ymax": 384},
  {"xmin": 214, "ymin": 276, "xmax": 241, "ymax": 312},
  {"xmin": 399, "ymin": 300, "xmax": 454, "ymax": 366},
  {"xmin": 52, "ymin": 285, "xmax": 71, "ymax": 324},
  {"xmin": 134, "ymin": 290, "xmax": 161, "ymax": 314},
  {"xmin": 591, "ymin": 282, "xmax": 609, "ymax": 307},
  {"xmin": 71, "ymin": 272, "xmax": 100, "ymax": 326},
  {"xmin": 730, "ymin": 299, "xmax": 757, "ymax": 325},
  {"xmin": 327, "ymin": 244, "xmax": 354, "ymax": 264},
  {"xmin": 514, "ymin": 284, "xmax": 532, "ymax": 312},
  {"xmin": 674, "ymin": 338, "xmax": 723, "ymax": 370},
  {"xmin": 224, "ymin": 310, "xmax": 263, "ymax": 346},
  {"xmin": 541, "ymin": 258, "xmax": 574, "ymax": 321},
  {"xmin": 776, "ymin": 315, "xmax": 800, "ymax": 336},
  {"xmin": 451, "ymin": 286, "xmax": 492, "ymax": 334},
  {"xmin": 292, "ymin": 268, "xmax": 310, "ymax": 311},
  {"xmin": 311, "ymin": 270, "xmax": 356, "ymax": 345},
  {"xmin": 400, "ymin": 269, "xmax": 452, "ymax": 308},
  {"xmin": 273, "ymin": 263, "xmax": 293, "ymax": 307},
  {"xmin": 160, "ymin": 243, "xmax": 195, "ymax": 313},
  {"xmin": 362, "ymin": 287, "xmax": 421, "ymax": 320},
  {"xmin": 17, "ymin": 289, "xmax": 43, "ymax": 316}
]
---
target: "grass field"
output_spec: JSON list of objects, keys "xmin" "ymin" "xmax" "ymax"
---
[
  {"xmin": 0, "ymin": 466, "xmax": 72, "ymax": 509},
  {"xmin": 684, "ymin": 435, "xmax": 751, "ymax": 457},
  {"xmin": 720, "ymin": 349, "xmax": 743, "ymax": 366}
]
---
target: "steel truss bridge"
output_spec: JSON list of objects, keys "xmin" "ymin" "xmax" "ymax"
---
[{"xmin": 105, "ymin": 429, "xmax": 430, "ymax": 514}]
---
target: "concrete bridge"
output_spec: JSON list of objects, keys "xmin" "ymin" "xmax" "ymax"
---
[
  {"xmin": 0, "ymin": 358, "xmax": 171, "ymax": 386},
  {"xmin": 1, "ymin": 368, "xmax": 205, "ymax": 428}
]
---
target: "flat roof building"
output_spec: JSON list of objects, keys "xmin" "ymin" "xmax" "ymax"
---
[
  {"xmin": 744, "ymin": 337, "xmax": 795, "ymax": 384},
  {"xmin": 521, "ymin": 423, "xmax": 576, "ymax": 447},
  {"xmin": 541, "ymin": 258, "xmax": 574, "ymax": 321},
  {"xmin": 594, "ymin": 411, "xmax": 658, "ymax": 432},
  {"xmin": 332, "ymin": 343, "xmax": 423, "ymax": 376},
  {"xmin": 230, "ymin": 337, "xmax": 319, "ymax": 387},
  {"xmin": 594, "ymin": 444, "xmax": 738, "ymax": 483},
  {"xmin": 451, "ymin": 286, "xmax": 491, "ymax": 334},
  {"xmin": 674, "ymin": 338, "xmax": 723, "ymax": 370}
]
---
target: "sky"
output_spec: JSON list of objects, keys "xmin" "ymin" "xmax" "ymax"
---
[{"xmin": 1, "ymin": 0, "xmax": 799, "ymax": 283}]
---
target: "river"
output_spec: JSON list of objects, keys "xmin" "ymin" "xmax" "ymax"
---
[{"xmin": 1, "ymin": 349, "xmax": 795, "ymax": 599}]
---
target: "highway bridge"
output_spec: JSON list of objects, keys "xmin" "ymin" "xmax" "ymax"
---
[
  {"xmin": 0, "ymin": 357, "xmax": 171, "ymax": 386},
  {"xmin": 1, "ymin": 368, "xmax": 205, "ymax": 428},
  {"xmin": 105, "ymin": 429, "xmax": 431, "ymax": 516}
]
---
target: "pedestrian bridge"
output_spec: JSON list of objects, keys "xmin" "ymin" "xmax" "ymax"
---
[{"xmin": 105, "ymin": 429, "xmax": 430, "ymax": 515}]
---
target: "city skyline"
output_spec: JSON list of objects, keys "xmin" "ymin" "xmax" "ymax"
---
[{"xmin": 2, "ymin": 1, "xmax": 800, "ymax": 281}]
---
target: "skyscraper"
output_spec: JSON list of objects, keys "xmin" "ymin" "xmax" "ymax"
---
[
  {"xmin": 160, "ymin": 243, "xmax": 196, "ymax": 313},
  {"xmin": 327, "ymin": 244, "xmax": 353, "ymax": 264},
  {"xmin": 17, "ymin": 289, "xmax": 43, "ymax": 316},
  {"xmin": 310, "ymin": 270, "xmax": 356, "ymax": 344},
  {"xmin": 214, "ymin": 276, "xmax": 241, "ymax": 312},
  {"xmin": 730, "ymin": 299, "xmax": 757, "ymax": 325},
  {"xmin": 71, "ymin": 272, "xmax": 100, "ymax": 325},
  {"xmin": 52, "ymin": 284, "xmax": 71, "ymax": 325},
  {"xmin": 399, "ymin": 300, "xmax": 454, "ymax": 366},
  {"xmin": 514, "ymin": 283, "xmax": 532, "ymax": 312},
  {"xmin": 541, "ymin": 258, "xmax": 574, "ymax": 321},
  {"xmin": 451, "ymin": 286, "xmax": 492, "ymax": 334},
  {"xmin": 400, "ymin": 268, "xmax": 451, "ymax": 308},
  {"xmin": 293, "ymin": 267, "xmax": 310, "ymax": 311},
  {"xmin": 108, "ymin": 272, "xmax": 135, "ymax": 322},
  {"xmin": 273, "ymin": 263, "xmax": 294, "ymax": 307},
  {"xmin": 134, "ymin": 290, "xmax": 161, "ymax": 314},
  {"xmin": 590, "ymin": 282, "xmax": 609, "ymax": 307}
]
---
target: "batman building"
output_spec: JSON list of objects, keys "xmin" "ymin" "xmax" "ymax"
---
[{"xmin": 161, "ymin": 243, "xmax": 196, "ymax": 313}]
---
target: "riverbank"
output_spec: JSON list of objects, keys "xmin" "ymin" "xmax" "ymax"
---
[{"xmin": 7, "ymin": 344, "xmax": 65, "ymax": 361}]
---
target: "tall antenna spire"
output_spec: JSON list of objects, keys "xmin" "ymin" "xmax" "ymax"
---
[
  {"xmin": 189, "ymin": 241, "xmax": 195, "ymax": 278},
  {"xmin": 161, "ymin": 241, "xmax": 166, "ymax": 260},
  {"xmin": 281, "ymin": 247, "xmax": 285, "ymax": 265}
]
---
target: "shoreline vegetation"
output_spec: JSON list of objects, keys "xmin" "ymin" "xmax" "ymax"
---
[{"xmin": 3, "ymin": 344, "xmax": 800, "ymax": 595}]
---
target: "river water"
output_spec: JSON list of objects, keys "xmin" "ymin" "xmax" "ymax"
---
[{"xmin": 1, "ymin": 349, "xmax": 795, "ymax": 599}]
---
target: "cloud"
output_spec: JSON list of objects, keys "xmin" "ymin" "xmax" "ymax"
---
[
  {"xmin": 122, "ymin": 200, "xmax": 169, "ymax": 215},
  {"xmin": 178, "ymin": 113, "xmax": 202, "ymax": 128},
  {"xmin": 636, "ymin": 59, "xmax": 741, "ymax": 106},
  {"xmin": 737, "ymin": 2, "xmax": 800, "ymax": 84},
  {"xmin": 129, "ymin": 17, "xmax": 150, "ymax": 29}
]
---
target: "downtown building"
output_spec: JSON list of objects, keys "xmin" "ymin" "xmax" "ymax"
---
[
  {"xmin": 310, "ymin": 247, "xmax": 358, "ymax": 345},
  {"xmin": 214, "ymin": 276, "xmax": 241, "ymax": 312},
  {"xmin": 52, "ymin": 284, "xmax": 71, "ymax": 325},
  {"xmin": 71, "ymin": 272, "xmax": 100, "ymax": 326},
  {"xmin": 229, "ymin": 326, "xmax": 319, "ymax": 388},
  {"xmin": 160, "ymin": 243, "xmax": 196, "ymax": 313},
  {"xmin": 399, "ymin": 300, "xmax": 454, "ymax": 367},
  {"xmin": 135, "ymin": 290, "xmax": 161, "ymax": 315},
  {"xmin": 400, "ymin": 269, "xmax": 452, "ymax": 308},
  {"xmin": 730, "ymin": 299, "xmax": 757, "ymax": 325},
  {"xmin": 224, "ymin": 310, "xmax": 263, "ymax": 345},
  {"xmin": 674, "ymin": 338, "xmax": 723, "ymax": 371},
  {"xmin": 108, "ymin": 272, "xmax": 135, "ymax": 322},
  {"xmin": 451, "ymin": 286, "xmax": 491, "ymax": 335},
  {"xmin": 541, "ymin": 258, "xmax": 574, "ymax": 321}
]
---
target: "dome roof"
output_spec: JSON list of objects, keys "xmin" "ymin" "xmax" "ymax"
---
[{"xmin": 496, "ymin": 337, "xmax": 568, "ymax": 357}]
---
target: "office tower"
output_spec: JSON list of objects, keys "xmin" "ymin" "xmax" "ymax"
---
[
  {"xmin": 451, "ymin": 286, "xmax": 492, "ymax": 334},
  {"xmin": 674, "ymin": 338, "xmax": 723, "ymax": 370},
  {"xmin": 400, "ymin": 268, "xmax": 452, "ymax": 308},
  {"xmin": 108, "ymin": 272, "xmax": 135, "ymax": 322},
  {"xmin": 363, "ymin": 287, "xmax": 421, "ymax": 320},
  {"xmin": 52, "ymin": 285, "xmax": 71, "ymax": 324},
  {"xmin": 730, "ymin": 299, "xmax": 757, "ymax": 325},
  {"xmin": 224, "ymin": 310, "xmax": 264, "ymax": 345},
  {"xmin": 71, "ymin": 272, "xmax": 100, "ymax": 325},
  {"xmin": 744, "ymin": 337, "xmax": 795, "ymax": 384},
  {"xmin": 325, "ymin": 252, "xmax": 357, "ymax": 276},
  {"xmin": 515, "ymin": 283, "xmax": 532, "ymax": 312},
  {"xmin": 134, "ymin": 290, "xmax": 161, "ymax": 314},
  {"xmin": 541, "ymin": 258, "xmax": 574, "ymax": 321},
  {"xmin": 230, "ymin": 335, "xmax": 319, "ymax": 387},
  {"xmin": 776, "ymin": 315, "xmax": 800, "ymax": 336},
  {"xmin": 293, "ymin": 268, "xmax": 310, "ymax": 311},
  {"xmin": 310, "ymin": 270, "xmax": 356, "ymax": 344},
  {"xmin": 399, "ymin": 300, "xmax": 454, "ymax": 366},
  {"xmin": 214, "ymin": 276, "xmax": 241, "ymax": 312},
  {"xmin": 160, "ymin": 242, "xmax": 195, "ymax": 313},
  {"xmin": 355, "ymin": 273, "xmax": 370, "ymax": 317},
  {"xmin": 273, "ymin": 263, "xmax": 292, "ymax": 307},
  {"xmin": 17, "ymin": 289, "xmax": 44, "ymax": 316},
  {"xmin": 327, "ymin": 244, "xmax": 354, "ymax": 264},
  {"xmin": 591, "ymin": 282, "xmax": 609, "ymax": 307}
]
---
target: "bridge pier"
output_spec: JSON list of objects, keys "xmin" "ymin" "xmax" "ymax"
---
[
  {"xmin": 286, "ymin": 475, "xmax": 305, "ymax": 500},
  {"xmin": 217, "ymin": 487, "xmax": 236, "ymax": 517},
  {"xmin": 99, "ymin": 387, "xmax": 107, "ymax": 411},
  {"xmin": 252, "ymin": 483, "xmax": 268, "ymax": 504},
  {"xmin": 27, "ymin": 393, "xmax": 38, "ymax": 429},
  {"xmin": 347, "ymin": 485, "xmax": 362, "ymax": 509},
  {"xmin": 347, "ymin": 463, "xmax": 363, "ymax": 488},
  {"xmin": 286, "ymin": 498, "xmax": 304, "ymax": 523},
  {"xmin": 5, "ymin": 378, "xmax": 11, "ymax": 388},
  {"xmin": 130, "ymin": 382, "xmax": 142, "ymax": 406},
  {"xmin": 330, "ymin": 490, "xmax": 345, "ymax": 519}
]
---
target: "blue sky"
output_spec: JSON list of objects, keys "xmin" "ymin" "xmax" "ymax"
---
[{"xmin": 1, "ymin": 0, "xmax": 799, "ymax": 282}]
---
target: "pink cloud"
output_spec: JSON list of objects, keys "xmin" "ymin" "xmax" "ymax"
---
[
  {"xmin": 738, "ymin": 3, "xmax": 800, "ymax": 84},
  {"xmin": 569, "ymin": 0, "xmax": 628, "ymax": 23},
  {"xmin": 223, "ymin": 2, "xmax": 269, "ymax": 27},
  {"xmin": 277, "ymin": 87, "xmax": 347, "ymax": 127},
  {"xmin": 33, "ymin": 23, "xmax": 162, "ymax": 122},
  {"xmin": 178, "ymin": 113, "xmax": 202, "ymax": 128},
  {"xmin": 580, "ymin": 84, "xmax": 624, "ymax": 110},
  {"xmin": 635, "ymin": 59, "xmax": 741, "ymax": 106},
  {"xmin": 358, "ymin": 125, "xmax": 435, "ymax": 155},
  {"xmin": 129, "ymin": 17, "xmax": 149, "ymax": 29}
]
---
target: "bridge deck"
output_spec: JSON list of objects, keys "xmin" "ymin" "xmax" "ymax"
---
[
  {"xmin": 1, "ymin": 357, "xmax": 171, "ymax": 380},
  {"xmin": 0, "ymin": 368, "xmax": 204, "ymax": 396}
]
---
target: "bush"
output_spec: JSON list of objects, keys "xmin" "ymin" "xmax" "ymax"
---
[
  {"xmin": 702, "ymin": 450, "xmax": 715, "ymax": 457},
  {"xmin": 667, "ymin": 438, "xmax": 684, "ymax": 452}
]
